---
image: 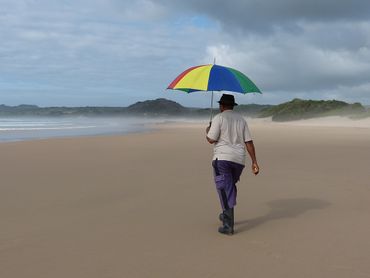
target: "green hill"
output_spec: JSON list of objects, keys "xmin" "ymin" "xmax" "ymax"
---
[
  {"xmin": 259, "ymin": 98, "xmax": 366, "ymax": 122},
  {"xmin": 126, "ymin": 98, "xmax": 186, "ymax": 115}
]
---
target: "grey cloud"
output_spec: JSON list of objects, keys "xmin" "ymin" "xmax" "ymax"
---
[
  {"xmin": 157, "ymin": 0, "xmax": 370, "ymax": 33},
  {"xmin": 161, "ymin": 0, "xmax": 370, "ymax": 104},
  {"xmin": 204, "ymin": 28, "xmax": 370, "ymax": 92}
]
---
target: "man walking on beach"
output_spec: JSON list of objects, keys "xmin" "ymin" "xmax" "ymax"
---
[{"xmin": 206, "ymin": 94, "xmax": 259, "ymax": 235}]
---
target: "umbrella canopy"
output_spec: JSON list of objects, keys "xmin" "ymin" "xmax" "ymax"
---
[{"xmin": 167, "ymin": 64, "xmax": 261, "ymax": 94}]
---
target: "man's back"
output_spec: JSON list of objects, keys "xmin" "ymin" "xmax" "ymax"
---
[{"xmin": 207, "ymin": 110, "xmax": 252, "ymax": 165}]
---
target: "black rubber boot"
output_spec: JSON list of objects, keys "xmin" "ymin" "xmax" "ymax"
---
[
  {"xmin": 219, "ymin": 211, "xmax": 226, "ymax": 222},
  {"xmin": 218, "ymin": 207, "xmax": 234, "ymax": 235},
  {"xmin": 219, "ymin": 207, "xmax": 234, "ymax": 223}
]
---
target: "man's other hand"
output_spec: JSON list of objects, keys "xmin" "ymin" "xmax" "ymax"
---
[{"xmin": 252, "ymin": 162, "xmax": 259, "ymax": 175}]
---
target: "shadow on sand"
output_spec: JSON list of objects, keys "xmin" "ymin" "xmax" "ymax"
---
[{"xmin": 236, "ymin": 198, "xmax": 331, "ymax": 233}]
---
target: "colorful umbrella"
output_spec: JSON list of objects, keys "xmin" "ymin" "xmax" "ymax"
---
[
  {"xmin": 167, "ymin": 64, "xmax": 261, "ymax": 121},
  {"xmin": 168, "ymin": 64, "xmax": 261, "ymax": 94}
]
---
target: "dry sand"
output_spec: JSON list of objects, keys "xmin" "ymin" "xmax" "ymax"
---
[{"xmin": 1, "ymin": 119, "xmax": 370, "ymax": 278}]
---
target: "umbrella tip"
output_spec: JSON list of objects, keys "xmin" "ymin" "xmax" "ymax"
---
[{"xmin": 213, "ymin": 57, "xmax": 216, "ymax": 65}]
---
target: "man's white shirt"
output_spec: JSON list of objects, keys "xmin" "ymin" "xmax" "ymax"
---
[{"xmin": 207, "ymin": 110, "xmax": 252, "ymax": 166}]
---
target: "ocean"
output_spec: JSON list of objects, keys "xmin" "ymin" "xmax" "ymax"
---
[{"xmin": 0, "ymin": 116, "xmax": 165, "ymax": 142}]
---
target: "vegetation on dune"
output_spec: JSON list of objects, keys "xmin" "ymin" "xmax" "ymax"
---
[{"xmin": 258, "ymin": 98, "xmax": 367, "ymax": 121}]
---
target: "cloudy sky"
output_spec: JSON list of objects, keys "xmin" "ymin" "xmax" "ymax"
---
[{"xmin": 0, "ymin": 0, "xmax": 369, "ymax": 107}]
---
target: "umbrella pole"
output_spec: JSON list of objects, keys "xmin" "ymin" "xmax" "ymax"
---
[
  {"xmin": 210, "ymin": 58, "xmax": 216, "ymax": 125},
  {"xmin": 209, "ymin": 91, "xmax": 214, "ymax": 125}
]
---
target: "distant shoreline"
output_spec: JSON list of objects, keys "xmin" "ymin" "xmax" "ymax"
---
[{"xmin": 1, "ymin": 98, "xmax": 369, "ymax": 122}]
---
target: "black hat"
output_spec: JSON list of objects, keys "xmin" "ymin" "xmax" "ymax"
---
[{"xmin": 218, "ymin": 94, "xmax": 238, "ymax": 106}]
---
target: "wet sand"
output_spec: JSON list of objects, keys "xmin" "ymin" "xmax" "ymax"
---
[{"xmin": 1, "ymin": 120, "xmax": 370, "ymax": 277}]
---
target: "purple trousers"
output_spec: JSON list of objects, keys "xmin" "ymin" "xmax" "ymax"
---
[{"xmin": 212, "ymin": 159, "xmax": 245, "ymax": 210}]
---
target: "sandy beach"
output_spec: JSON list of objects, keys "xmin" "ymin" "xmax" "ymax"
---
[{"xmin": 1, "ymin": 119, "xmax": 370, "ymax": 278}]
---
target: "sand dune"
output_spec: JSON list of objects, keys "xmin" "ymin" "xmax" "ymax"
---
[
  {"xmin": 271, "ymin": 116, "xmax": 370, "ymax": 128},
  {"xmin": 0, "ymin": 120, "xmax": 370, "ymax": 277}
]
